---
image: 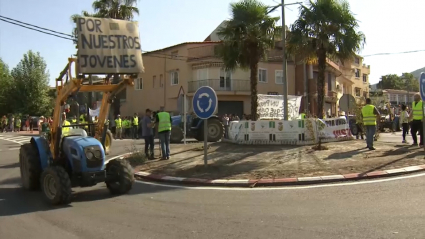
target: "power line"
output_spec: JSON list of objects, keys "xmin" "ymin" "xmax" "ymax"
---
[
  {"xmin": 362, "ymin": 50, "xmax": 425, "ymax": 57},
  {"xmin": 0, "ymin": 15, "xmax": 74, "ymax": 38},
  {"xmin": 0, "ymin": 18, "xmax": 75, "ymax": 41}
]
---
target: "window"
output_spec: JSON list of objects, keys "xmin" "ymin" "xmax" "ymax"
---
[
  {"xmin": 153, "ymin": 75, "xmax": 156, "ymax": 88},
  {"xmin": 171, "ymin": 51, "xmax": 178, "ymax": 59},
  {"xmin": 220, "ymin": 68, "xmax": 231, "ymax": 89},
  {"xmin": 275, "ymin": 70, "xmax": 283, "ymax": 84},
  {"xmin": 258, "ymin": 69, "xmax": 267, "ymax": 83},
  {"xmin": 170, "ymin": 71, "xmax": 179, "ymax": 85},
  {"xmin": 390, "ymin": 94, "xmax": 397, "ymax": 102},
  {"xmin": 363, "ymin": 91, "xmax": 368, "ymax": 98},
  {"xmin": 354, "ymin": 57, "xmax": 360, "ymax": 64},
  {"xmin": 134, "ymin": 78, "xmax": 143, "ymax": 90},
  {"xmin": 362, "ymin": 74, "xmax": 367, "ymax": 83},
  {"xmin": 355, "ymin": 88, "xmax": 361, "ymax": 96},
  {"xmin": 197, "ymin": 68, "xmax": 208, "ymax": 80},
  {"xmin": 355, "ymin": 69, "xmax": 360, "ymax": 78},
  {"xmin": 159, "ymin": 74, "xmax": 163, "ymax": 87},
  {"xmin": 327, "ymin": 73, "xmax": 332, "ymax": 91}
]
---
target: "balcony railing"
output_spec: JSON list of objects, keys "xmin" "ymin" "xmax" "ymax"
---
[{"xmin": 188, "ymin": 79, "xmax": 250, "ymax": 93}]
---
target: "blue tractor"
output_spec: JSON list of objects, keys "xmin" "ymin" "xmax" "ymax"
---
[
  {"xmin": 19, "ymin": 59, "xmax": 135, "ymax": 205},
  {"xmin": 170, "ymin": 114, "xmax": 224, "ymax": 143}
]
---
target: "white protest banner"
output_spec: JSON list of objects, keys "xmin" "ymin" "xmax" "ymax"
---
[
  {"xmin": 77, "ymin": 17, "xmax": 144, "ymax": 74},
  {"xmin": 317, "ymin": 117, "xmax": 352, "ymax": 139},
  {"xmin": 89, "ymin": 107, "xmax": 100, "ymax": 117},
  {"xmin": 257, "ymin": 94, "xmax": 302, "ymax": 120}
]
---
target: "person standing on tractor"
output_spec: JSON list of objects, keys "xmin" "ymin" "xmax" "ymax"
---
[
  {"xmin": 132, "ymin": 113, "xmax": 139, "ymax": 139},
  {"xmin": 362, "ymin": 98, "xmax": 380, "ymax": 150},
  {"xmin": 62, "ymin": 113, "xmax": 71, "ymax": 135},
  {"xmin": 115, "ymin": 115, "xmax": 123, "ymax": 140},
  {"xmin": 409, "ymin": 94, "xmax": 423, "ymax": 147},
  {"xmin": 155, "ymin": 110, "xmax": 172, "ymax": 160},
  {"xmin": 71, "ymin": 115, "xmax": 77, "ymax": 128}
]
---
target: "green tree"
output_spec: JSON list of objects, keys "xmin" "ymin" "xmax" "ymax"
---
[
  {"xmin": 376, "ymin": 73, "xmax": 419, "ymax": 92},
  {"xmin": 0, "ymin": 58, "xmax": 13, "ymax": 115},
  {"xmin": 11, "ymin": 51, "xmax": 52, "ymax": 116},
  {"xmin": 286, "ymin": 0, "xmax": 365, "ymax": 118},
  {"xmin": 216, "ymin": 0, "xmax": 281, "ymax": 120}
]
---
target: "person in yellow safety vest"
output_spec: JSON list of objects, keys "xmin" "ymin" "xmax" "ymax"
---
[
  {"xmin": 115, "ymin": 114, "xmax": 123, "ymax": 140},
  {"xmin": 123, "ymin": 116, "xmax": 131, "ymax": 138},
  {"xmin": 300, "ymin": 112, "xmax": 306, "ymax": 119},
  {"xmin": 132, "ymin": 113, "xmax": 139, "ymax": 139},
  {"xmin": 71, "ymin": 116, "xmax": 77, "ymax": 129},
  {"xmin": 361, "ymin": 98, "xmax": 380, "ymax": 150},
  {"xmin": 155, "ymin": 110, "xmax": 172, "ymax": 160},
  {"xmin": 80, "ymin": 114, "xmax": 89, "ymax": 131},
  {"xmin": 62, "ymin": 113, "xmax": 71, "ymax": 136},
  {"xmin": 409, "ymin": 93, "xmax": 423, "ymax": 146},
  {"xmin": 16, "ymin": 117, "xmax": 21, "ymax": 132}
]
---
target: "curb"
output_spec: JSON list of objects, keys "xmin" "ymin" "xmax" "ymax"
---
[{"xmin": 133, "ymin": 164, "xmax": 425, "ymax": 187}]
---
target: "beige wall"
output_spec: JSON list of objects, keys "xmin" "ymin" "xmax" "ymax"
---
[{"xmin": 121, "ymin": 43, "xmax": 296, "ymax": 116}]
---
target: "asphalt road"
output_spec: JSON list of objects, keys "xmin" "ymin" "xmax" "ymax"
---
[{"xmin": 1, "ymin": 133, "xmax": 425, "ymax": 239}]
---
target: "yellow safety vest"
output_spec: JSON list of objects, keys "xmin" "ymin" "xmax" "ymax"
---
[
  {"xmin": 62, "ymin": 120, "xmax": 71, "ymax": 134},
  {"xmin": 157, "ymin": 112, "xmax": 171, "ymax": 133},
  {"xmin": 115, "ymin": 119, "xmax": 122, "ymax": 128},
  {"xmin": 412, "ymin": 101, "xmax": 423, "ymax": 120},
  {"xmin": 133, "ymin": 117, "xmax": 138, "ymax": 126},
  {"xmin": 361, "ymin": 104, "xmax": 376, "ymax": 126},
  {"xmin": 71, "ymin": 119, "xmax": 77, "ymax": 124},
  {"xmin": 16, "ymin": 119, "xmax": 21, "ymax": 127},
  {"xmin": 124, "ymin": 120, "xmax": 130, "ymax": 128},
  {"xmin": 300, "ymin": 113, "xmax": 306, "ymax": 119}
]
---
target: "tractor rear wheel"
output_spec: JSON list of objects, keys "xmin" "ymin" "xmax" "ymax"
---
[
  {"xmin": 170, "ymin": 126, "xmax": 184, "ymax": 143},
  {"xmin": 40, "ymin": 166, "xmax": 72, "ymax": 205},
  {"xmin": 105, "ymin": 159, "xmax": 134, "ymax": 195},
  {"xmin": 19, "ymin": 143, "xmax": 42, "ymax": 190},
  {"xmin": 104, "ymin": 130, "xmax": 113, "ymax": 155},
  {"xmin": 206, "ymin": 118, "xmax": 224, "ymax": 142}
]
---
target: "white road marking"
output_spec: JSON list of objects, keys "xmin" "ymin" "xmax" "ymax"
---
[{"xmin": 0, "ymin": 135, "xmax": 31, "ymax": 145}]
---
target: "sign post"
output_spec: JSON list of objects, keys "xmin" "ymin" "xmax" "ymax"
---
[
  {"xmin": 183, "ymin": 95, "xmax": 187, "ymax": 145},
  {"xmin": 419, "ymin": 73, "xmax": 425, "ymax": 152},
  {"xmin": 192, "ymin": 86, "xmax": 218, "ymax": 166}
]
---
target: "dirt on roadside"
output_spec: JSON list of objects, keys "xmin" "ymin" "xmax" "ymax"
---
[{"xmin": 131, "ymin": 140, "xmax": 425, "ymax": 180}]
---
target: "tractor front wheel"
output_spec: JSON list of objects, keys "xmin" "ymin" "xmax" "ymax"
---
[
  {"xmin": 19, "ymin": 143, "xmax": 42, "ymax": 190},
  {"xmin": 40, "ymin": 166, "xmax": 72, "ymax": 205},
  {"xmin": 105, "ymin": 159, "xmax": 134, "ymax": 195}
]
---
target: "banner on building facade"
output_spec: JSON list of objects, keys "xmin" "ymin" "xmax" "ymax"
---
[{"xmin": 257, "ymin": 94, "xmax": 302, "ymax": 120}]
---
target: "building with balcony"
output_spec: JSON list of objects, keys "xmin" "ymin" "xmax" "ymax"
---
[{"xmin": 120, "ymin": 41, "xmax": 296, "ymax": 118}]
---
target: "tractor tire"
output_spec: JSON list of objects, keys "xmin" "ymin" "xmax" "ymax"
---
[
  {"xmin": 105, "ymin": 159, "xmax": 134, "ymax": 195},
  {"xmin": 170, "ymin": 126, "xmax": 184, "ymax": 143},
  {"xmin": 19, "ymin": 143, "xmax": 42, "ymax": 190},
  {"xmin": 206, "ymin": 118, "xmax": 224, "ymax": 142},
  {"xmin": 104, "ymin": 130, "xmax": 113, "ymax": 155},
  {"xmin": 350, "ymin": 124, "xmax": 358, "ymax": 136},
  {"xmin": 40, "ymin": 166, "xmax": 72, "ymax": 205}
]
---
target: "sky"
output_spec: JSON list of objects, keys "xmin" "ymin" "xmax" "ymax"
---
[{"xmin": 1, "ymin": 0, "xmax": 425, "ymax": 86}]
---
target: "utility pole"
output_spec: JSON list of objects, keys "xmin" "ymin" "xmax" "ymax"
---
[
  {"xmin": 282, "ymin": 0, "xmax": 288, "ymax": 120},
  {"xmin": 281, "ymin": 1, "xmax": 302, "ymax": 120}
]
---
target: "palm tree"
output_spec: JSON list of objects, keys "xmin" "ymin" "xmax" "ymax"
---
[
  {"xmin": 216, "ymin": 0, "xmax": 281, "ymax": 120},
  {"xmin": 286, "ymin": 0, "xmax": 365, "ymax": 119}
]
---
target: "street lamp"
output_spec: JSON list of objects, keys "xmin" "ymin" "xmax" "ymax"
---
[{"xmin": 281, "ymin": 1, "xmax": 302, "ymax": 120}]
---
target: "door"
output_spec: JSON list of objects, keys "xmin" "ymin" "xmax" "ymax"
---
[
  {"xmin": 219, "ymin": 68, "xmax": 232, "ymax": 91},
  {"xmin": 218, "ymin": 101, "xmax": 244, "ymax": 119}
]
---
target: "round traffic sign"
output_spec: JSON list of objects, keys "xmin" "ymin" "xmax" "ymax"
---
[{"xmin": 192, "ymin": 86, "xmax": 218, "ymax": 119}]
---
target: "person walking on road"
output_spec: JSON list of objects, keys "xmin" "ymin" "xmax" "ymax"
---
[
  {"xmin": 409, "ymin": 94, "xmax": 423, "ymax": 147},
  {"xmin": 361, "ymin": 98, "xmax": 380, "ymax": 150},
  {"xmin": 155, "ymin": 110, "xmax": 172, "ymax": 160},
  {"xmin": 400, "ymin": 104, "xmax": 409, "ymax": 143},
  {"xmin": 142, "ymin": 109, "xmax": 155, "ymax": 160}
]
